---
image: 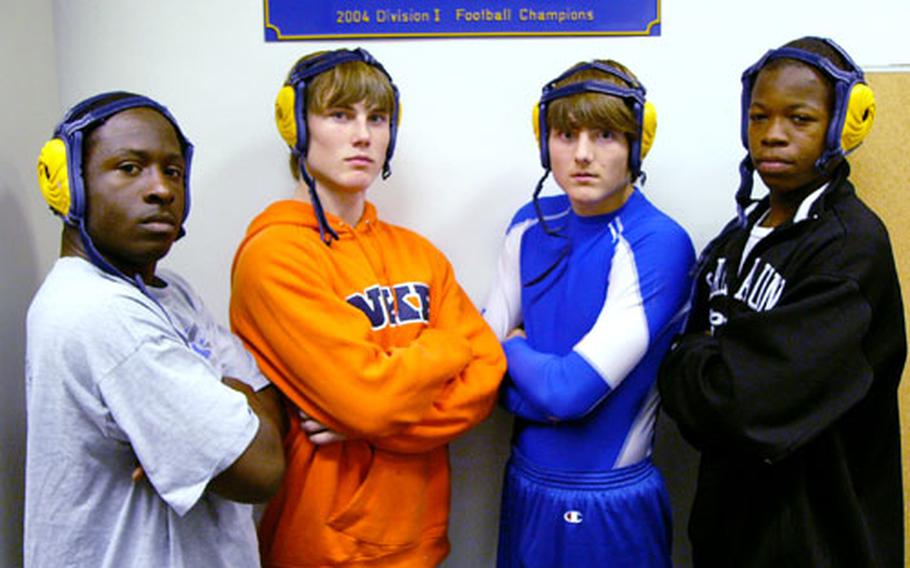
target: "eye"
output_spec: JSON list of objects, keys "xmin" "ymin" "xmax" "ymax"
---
[
  {"xmin": 598, "ymin": 130, "xmax": 617, "ymax": 141},
  {"xmin": 117, "ymin": 162, "xmax": 141, "ymax": 175},
  {"xmin": 368, "ymin": 112, "xmax": 389, "ymax": 125},
  {"xmin": 555, "ymin": 130, "xmax": 575, "ymax": 141},
  {"xmin": 791, "ymin": 113, "xmax": 816, "ymax": 124},
  {"xmin": 327, "ymin": 108, "xmax": 351, "ymax": 121},
  {"xmin": 748, "ymin": 111, "xmax": 767, "ymax": 122},
  {"xmin": 164, "ymin": 165, "xmax": 185, "ymax": 179}
]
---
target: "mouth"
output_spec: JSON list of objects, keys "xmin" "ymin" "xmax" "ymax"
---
[
  {"xmin": 571, "ymin": 172, "xmax": 598, "ymax": 182},
  {"xmin": 754, "ymin": 157, "xmax": 793, "ymax": 175},
  {"xmin": 345, "ymin": 155, "xmax": 375, "ymax": 167},
  {"xmin": 140, "ymin": 212, "xmax": 179, "ymax": 234}
]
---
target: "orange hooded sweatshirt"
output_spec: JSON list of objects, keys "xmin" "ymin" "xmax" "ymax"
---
[{"xmin": 230, "ymin": 200, "xmax": 505, "ymax": 567}]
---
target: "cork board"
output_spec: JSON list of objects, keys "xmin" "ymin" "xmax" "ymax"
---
[{"xmin": 849, "ymin": 70, "xmax": 910, "ymax": 562}]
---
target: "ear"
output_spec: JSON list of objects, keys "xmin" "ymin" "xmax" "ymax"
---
[
  {"xmin": 275, "ymin": 85, "xmax": 298, "ymax": 148},
  {"xmin": 37, "ymin": 138, "xmax": 72, "ymax": 218},
  {"xmin": 841, "ymin": 82, "xmax": 875, "ymax": 153},
  {"xmin": 640, "ymin": 101, "xmax": 657, "ymax": 160}
]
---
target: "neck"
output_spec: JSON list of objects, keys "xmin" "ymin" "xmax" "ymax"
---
[
  {"xmin": 762, "ymin": 159, "xmax": 844, "ymax": 228},
  {"xmin": 764, "ymin": 178, "xmax": 827, "ymax": 228},
  {"xmin": 60, "ymin": 224, "xmax": 155, "ymax": 284},
  {"xmin": 293, "ymin": 180, "xmax": 366, "ymax": 227},
  {"xmin": 570, "ymin": 183, "xmax": 634, "ymax": 217}
]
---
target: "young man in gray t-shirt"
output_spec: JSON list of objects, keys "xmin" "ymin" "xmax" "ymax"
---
[{"xmin": 25, "ymin": 92, "xmax": 285, "ymax": 567}]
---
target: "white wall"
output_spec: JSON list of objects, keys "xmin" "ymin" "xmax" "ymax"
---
[
  {"xmin": 0, "ymin": 1, "xmax": 60, "ymax": 566},
  {"xmin": 6, "ymin": 0, "xmax": 902, "ymax": 565}
]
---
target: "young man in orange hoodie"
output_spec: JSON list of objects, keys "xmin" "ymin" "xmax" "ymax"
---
[{"xmin": 230, "ymin": 48, "xmax": 506, "ymax": 567}]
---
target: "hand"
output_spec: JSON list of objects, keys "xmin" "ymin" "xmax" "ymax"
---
[
  {"xmin": 298, "ymin": 410, "xmax": 347, "ymax": 445},
  {"xmin": 132, "ymin": 464, "xmax": 145, "ymax": 482},
  {"xmin": 506, "ymin": 327, "xmax": 527, "ymax": 340}
]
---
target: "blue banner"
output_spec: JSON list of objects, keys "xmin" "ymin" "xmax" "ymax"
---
[{"xmin": 264, "ymin": 0, "xmax": 660, "ymax": 40}]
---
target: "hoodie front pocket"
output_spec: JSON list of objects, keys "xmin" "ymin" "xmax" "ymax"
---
[{"xmin": 327, "ymin": 450, "xmax": 431, "ymax": 546}]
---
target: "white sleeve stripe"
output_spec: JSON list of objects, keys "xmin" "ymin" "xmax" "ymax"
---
[
  {"xmin": 574, "ymin": 236, "xmax": 650, "ymax": 389},
  {"xmin": 482, "ymin": 218, "xmax": 534, "ymax": 341},
  {"xmin": 613, "ymin": 384, "xmax": 660, "ymax": 468}
]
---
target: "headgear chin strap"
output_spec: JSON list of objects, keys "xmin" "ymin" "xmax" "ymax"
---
[
  {"xmin": 36, "ymin": 91, "xmax": 194, "ymax": 279},
  {"xmin": 531, "ymin": 61, "xmax": 657, "ymax": 234},
  {"xmin": 274, "ymin": 48, "xmax": 400, "ymax": 245},
  {"xmin": 736, "ymin": 37, "xmax": 875, "ymax": 223}
]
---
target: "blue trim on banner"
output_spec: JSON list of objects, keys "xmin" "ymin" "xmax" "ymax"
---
[{"xmin": 264, "ymin": 0, "xmax": 660, "ymax": 40}]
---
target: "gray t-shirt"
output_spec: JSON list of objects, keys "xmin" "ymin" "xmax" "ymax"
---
[{"xmin": 24, "ymin": 258, "xmax": 264, "ymax": 567}]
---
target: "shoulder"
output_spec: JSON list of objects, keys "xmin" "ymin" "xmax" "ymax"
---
[
  {"xmin": 240, "ymin": 222, "xmax": 322, "ymax": 259},
  {"xmin": 150, "ymin": 270, "xmax": 220, "ymax": 342},
  {"xmin": 235, "ymin": 200, "xmax": 324, "ymax": 262},
  {"xmin": 508, "ymin": 194, "xmax": 570, "ymax": 234},
  {"xmin": 373, "ymin": 219, "xmax": 454, "ymax": 270},
  {"xmin": 27, "ymin": 260, "xmax": 186, "ymax": 384},
  {"xmin": 828, "ymin": 185, "xmax": 892, "ymax": 246},
  {"xmin": 812, "ymin": 186, "xmax": 897, "ymax": 279},
  {"xmin": 622, "ymin": 191, "xmax": 695, "ymax": 254},
  {"xmin": 233, "ymin": 224, "xmax": 328, "ymax": 285},
  {"xmin": 154, "ymin": 269, "xmax": 200, "ymax": 307},
  {"xmin": 375, "ymin": 218, "xmax": 436, "ymax": 248},
  {"xmin": 30, "ymin": 259, "xmax": 159, "ymax": 330}
]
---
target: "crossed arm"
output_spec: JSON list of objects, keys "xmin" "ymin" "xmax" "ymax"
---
[{"xmin": 230, "ymin": 229, "xmax": 504, "ymax": 451}]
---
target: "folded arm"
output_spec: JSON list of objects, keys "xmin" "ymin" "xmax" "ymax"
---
[
  {"xmin": 230, "ymin": 230, "xmax": 473, "ymax": 440},
  {"xmin": 364, "ymin": 258, "xmax": 506, "ymax": 453},
  {"xmin": 659, "ymin": 275, "xmax": 874, "ymax": 464},
  {"xmin": 207, "ymin": 380, "xmax": 285, "ymax": 502},
  {"xmin": 502, "ymin": 232, "xmax": 693, "ymax": 422}
]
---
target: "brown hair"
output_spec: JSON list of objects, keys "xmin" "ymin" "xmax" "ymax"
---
[
  {"xmin": 287, "ymin": 52, "xmax": 396, "ymax": 179},
  {"xmin": 546, "ymin": 59, "xmax": 640, "ymax": 143}
]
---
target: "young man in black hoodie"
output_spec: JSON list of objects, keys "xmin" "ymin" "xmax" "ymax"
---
[{"xmin": 658, "ymin": 37, "xmax": 905, "ymax": 567}]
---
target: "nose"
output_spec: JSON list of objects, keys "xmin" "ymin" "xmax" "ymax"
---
[
  {"xmin": 145, "ymin": 167, "xmax": 178, "ymax": 204},
  {"xmin": 352, "ymin": 114, "xmax": 371, "ymax": 146},
  {"xmin": 760, "ymin": 116, "xmax": 788, "ymax": 146},
  {"xmin": 574, "ymin": 131, "xmax": 594, "ymax": 163}
]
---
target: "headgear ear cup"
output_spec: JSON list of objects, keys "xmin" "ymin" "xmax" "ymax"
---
[
  {"xmin": 640, "ymin": 101, "xmax": 657, "ymax": 160},
  {"xmin": 37, "ymin": 138, "xmax": 71, "ymax": 217},
  {"xmin": 841, "ymin": 82, "xmax": 875, "ymax": 152},
  {"xmin": 275, "ymin": 85, "xmax": 298, "ymax": 148},
  {"xmin": 531, "ymin": 103, "xmax": 542, "ymax": 145}
]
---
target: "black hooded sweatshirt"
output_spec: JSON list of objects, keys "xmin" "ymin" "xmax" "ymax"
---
[{"xmin": 659, "ymin": 162, "xmax": 906, "ymax": 567}]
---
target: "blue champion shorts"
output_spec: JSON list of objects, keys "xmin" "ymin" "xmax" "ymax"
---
[{"xmin": 497, "ymin": 450, "xmax": 672, "ymax": 568}]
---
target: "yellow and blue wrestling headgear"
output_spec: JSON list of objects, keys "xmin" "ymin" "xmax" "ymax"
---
[
  {"xmin": 36, "ymin": 91, "xmax": 194, "ymax": 275},
  {"xmin": 274, "ymin": 48, "xmax": 400, "ymax": 244},
  {"xmin": 534, "ymin": 61, "xmax": 656, "ymax": 179},
  {"xmin": 735, "ymin": 37, "xmax": 875, "ymax": 222},
  {"xmin": 530, "ymin": 61, "xmax": 657, "ymax": 234}
]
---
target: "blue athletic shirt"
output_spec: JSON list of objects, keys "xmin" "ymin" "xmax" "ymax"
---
[{"xmin": 484, "ymin": 190, "xmax": 694, "ymax": 471}]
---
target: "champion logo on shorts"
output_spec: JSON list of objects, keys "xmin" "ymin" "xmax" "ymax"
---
[{"xmin": 563, "ymin": 510, "xmax": 583, "ymax": 524}]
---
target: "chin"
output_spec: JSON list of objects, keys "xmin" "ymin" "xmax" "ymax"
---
[
  {"xmin": 761, "ymin": 177, "xmax": 813, "ymax": 195},
  {"xmin": 144, "ymin": 244, "xmax": 175, "ymax": 264}
]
